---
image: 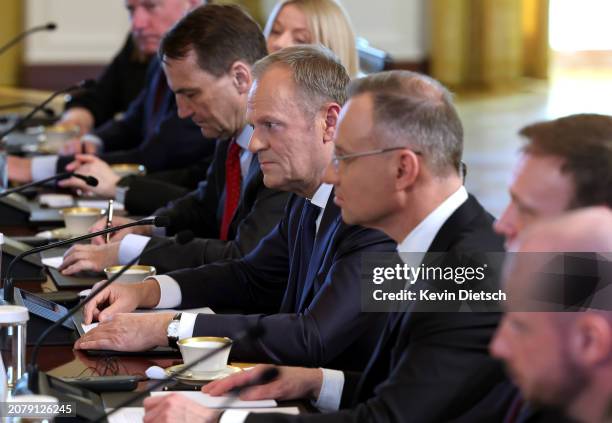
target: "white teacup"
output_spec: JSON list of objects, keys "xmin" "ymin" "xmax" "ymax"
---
[
  {"xmin": 104, "ymin": 265, "xmax": 156, "ymax": 283},
  {"xmin": 60, "ymin": 207, "xmax": 103, "ymax": 235},
  {"xmin": 110, "ymin": 163, "xmax": 146, "ymax": 178},
  {"xmin": 178, "ymin": 337, "xmax": 232, "ymax": 376}
]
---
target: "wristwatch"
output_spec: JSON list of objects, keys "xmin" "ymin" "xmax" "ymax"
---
[{"xmin": 167, "ymin": 313, "xmax": 182, "ymax": 349}]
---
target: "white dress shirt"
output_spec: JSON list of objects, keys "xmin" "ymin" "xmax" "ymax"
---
[
  {"xmin": 307, "ymin": 186, "xmax": 469, "ymax": 414},
  {"xmin": 117, "ymin": 126, "xmax": 255, "ymax": 264}
]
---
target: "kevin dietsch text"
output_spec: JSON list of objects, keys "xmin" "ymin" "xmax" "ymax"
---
[
  {"xmin": 370, "ymin": 263, "xmax": 507, "ymax": 303},
  {"xmin": 372, "ymin": 288, "xmax": 507, "ymax": 302}
]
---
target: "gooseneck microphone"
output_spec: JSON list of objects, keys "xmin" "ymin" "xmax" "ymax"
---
[
  {"xmin": 0, "ymin": 171, "xmax": 98, "ymax": 198},
  {"xmin": 0, "ymin": 102, "xmax": 56, "ymax": 117},
  {"xmin": 1, "ymin": 215, "xmax": 170, "ymax": 303},
  {"xmin": 0, "ymin": 79, "xmax": 95, "ymax": 140},
  {"xmin": 0, "ymin": 22, "xmax": 57, "ymax": 56},
  {"xmin": 26, "ymin": 230, "xmax": 194, "ymax": 394},
  {"xmin": 98, "ymin": 323, "xmax": 267, "ymax": 423}
]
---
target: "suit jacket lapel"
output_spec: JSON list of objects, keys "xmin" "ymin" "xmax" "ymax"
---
[{"xmin": 296, "ymin": 193, "xmax": 341, "ymax": 311}]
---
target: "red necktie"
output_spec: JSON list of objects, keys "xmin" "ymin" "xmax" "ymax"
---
[{"xmin": 219, "ymin": 139, "xmax": 241, "ymax": 240}]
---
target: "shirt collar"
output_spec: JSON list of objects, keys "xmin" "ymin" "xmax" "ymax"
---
[
  {"xmin": 235, "ymin": 125, "xmax": 253, "ymax": 150},
  {"xmin": 397, "ymin": 186, "xmax": 468, "ymax": 253},
  {"xmin": 310, "ymin": 183, "xmax": 334, "ymax": 210}
]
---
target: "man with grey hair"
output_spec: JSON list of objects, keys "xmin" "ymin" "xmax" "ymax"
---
[
  {"xmin": 74, "ymin": 45, "xmax": 394, "ymax": 374},
  {"xmin": 143, "ymin": 71, "xmax": 513, "ymax": 422}
]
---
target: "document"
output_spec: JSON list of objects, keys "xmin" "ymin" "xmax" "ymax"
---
[
  {"xmin": 107, "ymin": 406, "xmax": 299, "ymax": 423},
  {"xmin": 150, "ymin": 391, "xmax": 277, "ymax": 408}
]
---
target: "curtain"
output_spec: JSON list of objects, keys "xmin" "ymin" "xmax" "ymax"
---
[
  {"xmin": 430, "ymin": 0, "xmax": 549, "ymax": 88},
  {"xmin": 0, "ymin": 0, "xmax": 23, "ymax": 86}
]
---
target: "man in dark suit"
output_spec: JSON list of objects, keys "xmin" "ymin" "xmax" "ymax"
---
[
  {"xmin": 143, "ymin": 70, "xmax": 514, "ymax": 422},
  {"xmin": 57, "ymin": 4, "xmax": 289, "ymax": 275},
  {"xmin": 7, "ymin": 0, "xmax": 213, "ymax": 182},
  {"xmin": 74, "ymin": 41, "xmax": 394, "ymax": 371}
]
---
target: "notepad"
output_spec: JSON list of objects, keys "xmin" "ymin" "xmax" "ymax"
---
[{"xmin": 150, "ymin": 391, "xmax": 277, "ymax": 408}]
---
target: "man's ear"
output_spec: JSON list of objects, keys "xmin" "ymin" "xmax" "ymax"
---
[
  {"xmin": 230, "ymin": 61, "xmax": 253, "ymax": 95},
  {"xmin": 396, "ymin": 149, "xmax": 420, "ymax": 189},
  {"xmin": 322, "ymin": 103, "xmax": 341, "ymax": 144},
  {"xmin": 571, "ymin": 314, "xmax": 612, "ymax": 367}
]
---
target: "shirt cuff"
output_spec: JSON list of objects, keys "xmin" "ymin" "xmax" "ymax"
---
[
  {"xmin": 118, "ymin": 234, "xmax": 150, "ymax": 264},
  {"xmin": 313, "ymin": 368, "xmax": 344, "ymax": 412},
  {"xmin": 219, "ymin": 410, "xmax": 250, "ymax": 423},
  {"xmin": 177, "ymin": 312, "xmax": 197, "ymax": 339},
  {"xmin": 115, "ymin": 185, "xmax": 129, "ymax": 204},
  {"xmin": 150, "ymin": 275, "xmax": 182, "ymax": 309},
  {"xmin": 31, "ymin": 155, "xmax": 59, "ymax": 181}
]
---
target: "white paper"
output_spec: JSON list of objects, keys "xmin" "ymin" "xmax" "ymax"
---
[
  {"xmin": 150, "ymin": 391, "xmax": 277, "ymax": 409},
  {"xmin": 39, "ymin": 193, "xmax": 74, "ymax": 208},
  {"xmin": 41, "ymin": 256, "xmax": 64, "ymax": 269},
  {"xmin": 77, "ymin": 199, "xmax": 125, "ymax": 210},
  {"xmin": 81, "ymin": 322, "xmax": 98, "ymax": 333},
  {"xmin": 105, "ymin": 406, "xmax": 298, "ymax": 423},
  {"xmin": 106, "ymin": 407, "xmax": 144, "ymax": 423}
]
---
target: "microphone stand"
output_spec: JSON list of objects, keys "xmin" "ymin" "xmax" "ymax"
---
[
  {"xmin": 0, "ymin": 23, "xmax": 56, "ymax": 56},
  {"xmin": 0, "ymin": 171, "xmax": 97, "ymax": 198},
  {"xmin": 0, "ymin": 79, "xmax": 94, "ymax": 140},
  {"xmin": 2, "ymin": 216, "xmax": 168, "ymax": 303}
]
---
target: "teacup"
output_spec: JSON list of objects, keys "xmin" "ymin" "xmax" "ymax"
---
[
  {"xmin": 110, "ymin": 163, "xmax": 147, "ymax": 178},
  {"xmin": 178, "ymin": 337, "xmax": 232, "ymax": 376},
  {"xmin": 104, "ymin": 265, "xmax": 156, "ymax": 283},
  {"xmin": 60, "ymin": 207, "xmax": 103, "ymax": 235}
]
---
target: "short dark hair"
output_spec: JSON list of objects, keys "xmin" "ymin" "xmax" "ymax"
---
[
  {"xmin": 159, "ymin": 4, "xmax": 267, "ymax": 77},
  {"xmin": 348, "ymin": 70, "xmax": 463, "ymax": 176},
  {"xmin": 520, "ymin": 113, "xmax": 612, "ymax": 208}
]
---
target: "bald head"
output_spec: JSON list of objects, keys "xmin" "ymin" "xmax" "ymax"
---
[{"xmin": 517, "ymin": 206, "xmax": 612, "ymax": 253}]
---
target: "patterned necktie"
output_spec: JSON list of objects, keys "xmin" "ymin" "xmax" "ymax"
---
[{"xmin": 219, "ymin": 139, "xmax": 241, "ymax": 241}]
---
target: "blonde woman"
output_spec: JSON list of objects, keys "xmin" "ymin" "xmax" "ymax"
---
[{"xmin": 264, "ymin": 0, "xmax": 360, "ymax": 77}]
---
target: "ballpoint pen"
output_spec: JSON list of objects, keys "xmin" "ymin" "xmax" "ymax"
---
[{"xmin": 105, "ymin": 199, "xmax": 114, "ymax": 243}]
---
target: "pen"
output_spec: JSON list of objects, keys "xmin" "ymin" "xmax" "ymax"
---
[{"xmin": 105, "ymin": 199, "xmax": 114, "ymax": 243}]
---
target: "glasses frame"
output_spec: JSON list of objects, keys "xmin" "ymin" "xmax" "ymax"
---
[{"xmin": 331, "ymin": 147, "xmax": 420, "ymax": 172}]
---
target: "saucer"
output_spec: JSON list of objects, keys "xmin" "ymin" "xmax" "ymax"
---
[
  {"xmin": 35, "ymin": 227, "xmax": 73, "ymax": 240},
  {"xmin": 165, "ymin": 364, "xmax": 241, "ymax": 385}
]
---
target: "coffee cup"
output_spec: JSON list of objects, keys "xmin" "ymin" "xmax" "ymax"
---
[
  {"xmin": 104, "ymin": 265, "xmax": 156, "ymax": 283},
  {"xmin": 178, "ymin": 336, "xmax": 232, "ymax": 376},
  {"xmin": 60, "ymin": 207, "xmax": 103, "ymax": 235}
]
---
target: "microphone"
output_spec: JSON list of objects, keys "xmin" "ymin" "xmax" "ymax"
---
[
  {"xmin": 0, "ymin": 102, "xmax": 56, "ymax": 118},
  {"xmin": 0, "ymin": 79, "xmax": 95, "ymax": 140},
  {"xmin": 1, "ymin": 215, "xmax": 170, "ymax": 303},
  {"xmin": 0, "ymin": 171, "xmax": 98, "ymax": 198},
  {"xmin": 0, "ymin": 22, "xmax": 57, "ymax": 56},
  {"xmin": 98, "ymin": 323, "xmax": 266, "ymax": 423},
  {"xmin": 25, "ymin": 230, "xmax": 195, "ymax": 394}
]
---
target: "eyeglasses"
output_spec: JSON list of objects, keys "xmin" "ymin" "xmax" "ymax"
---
[{"xmin": 330, "ymin": 147, "xmax": 420, "ymax": 172}]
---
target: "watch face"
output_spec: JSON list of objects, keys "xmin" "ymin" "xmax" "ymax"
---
[{"xmin": 168, "ymin": 320, "xmax": 180, "ymax": 338}]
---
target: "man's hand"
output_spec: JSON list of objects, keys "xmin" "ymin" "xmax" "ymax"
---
[
  {"xmin": 74, "ymin": 312, "xmax": 173, "ymax": 351},
  {"xmin": 88, "ymin": 215, "xmax": 153, "ymax": 245},
  {"xmin": 143, "ymin": 393, "xmax": 222, "ymax": 423},
  {"xmin": 58, "ymin": 154, "xmax": 120, "ymax": 197},
  {"xmin": 57, "ymin": 107, "xmax": 95, "ymax": 135},
  {"xmin": 203, "ymin": 364, "xmax": 323, "ymax": 401},
  {"xmin": 59, "ymin": 138, "xmax": 99, "ymax": 155},
  {"xmin": 59, "ymin": 242, "xmax": 120, "ymax": 275},
  {"xmin": 7, "ymin": 155, "xmax": 32, "ymax": 183},
  {"xmin": 81, "ymin": 279, "xmax": 161, "ymax": 324}
]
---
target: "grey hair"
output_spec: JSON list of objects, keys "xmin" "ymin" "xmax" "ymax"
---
[
  {"xmin": 348, "ymin": 70, "xmax": 464, "ymax": 176},
  {"xmin": 252, "ymin": 45, "xmax": 350, "ymax": 116}
]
